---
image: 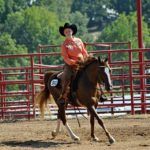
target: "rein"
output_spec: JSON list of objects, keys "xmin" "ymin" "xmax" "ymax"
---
[{"xmin": 73, "ymin": 106, "xmax": 88, "ymax": 127}]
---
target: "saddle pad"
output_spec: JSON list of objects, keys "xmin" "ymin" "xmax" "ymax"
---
[
  {"xmin": 50, "ymin": 71, "xmax": 62, "ymax": 88},
  {"xmin": 50, "ymin": 79, "xmax": 58, "ymax": 87}
]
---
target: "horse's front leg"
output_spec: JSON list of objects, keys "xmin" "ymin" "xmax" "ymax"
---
[
  {"xmin": 51, "ymin": 119, "xmax": 61, "ymax": 138},
  {"xmin": 58, "ymin": 105, "xmax": 80, "ymax": 141},
  {"xmin": 88, "ymin": 105, "xmax": 115, "ymax": 144},
  {"xmin": 90, "ymin": 112, "xmax": 99, "ymax": 141}
]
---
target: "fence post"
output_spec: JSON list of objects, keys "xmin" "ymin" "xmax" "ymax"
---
[
  {"xmin": 38, "ymin": 45, "xmax": 43, "ymax": 82},
  {"xmin": 26, "ymin": 69, "xmax": 31, "ymax": 119},
  {"xmin": 0, "ymin": 72, "xmax": 2, "ymax": 119},
  {"xmin": 136, "ymin": 0, "xmax": 146, "ymax": 114},
  {"xmin": 0, "ymin": 72, "xmax": 5, "ymax": 119},
  {"xmin": 129, "ymin": 51, "xmax": 135, "ymax": 115},
  {"xmin": 31, "ymin": 56, "xmax": 36, "ymax": 119},
  {"xmin": 129, "ymin": 41, "xmax": 132, "ymax": 49},
  {"xmin": 38, "ymin": 44, "xmax": 42, "ymax": 64},
  {"xmin": 121, "ymin": 68, "xmax": 125, "ymax": 104},
  {"xmin": 108, "ymin": 45, "xmax": 111, "ymax": 63},
  {"xmin": 139, "ymin": 51, "xmax": 146, "ymax": 114}
]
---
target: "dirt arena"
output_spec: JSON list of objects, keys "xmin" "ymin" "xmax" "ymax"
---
[{"xmin": 0, "ymin": 114, "xmax": 150, "ymax": 150}]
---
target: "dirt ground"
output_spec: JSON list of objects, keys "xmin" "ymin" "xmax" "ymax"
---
[{"xmin": 0, "ymin": 114, "xmax": 150, "ymax": 150}]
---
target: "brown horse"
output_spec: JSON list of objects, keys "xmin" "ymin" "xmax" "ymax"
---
[{"xmin": 36, "ymin": 56, "xmax": 115, "ymax": 144}]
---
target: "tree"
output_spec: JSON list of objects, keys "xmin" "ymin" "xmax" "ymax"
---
[
  {"xmin": 48, "ymin": 0, "xmax": 71, "ymax": 21},
  {"xmin": 3, "ymin": 2, "xmax": 93, "ymax": 52},
  {"xmin": 0, "ymin": 33, "xmax": 28, "ymax": 68},
  {"xmin": 32, "ymin": 0, "xmax": 54, "ymax": 6},
  {"xmin": 68, "ymin": 11, "xmax": 93, "ymax": 42},
  {"xmin": 0, "ymin": 33, "xmax": 29, "ymax": 94},
  {"xmin": 97, "ymin": 12, "xmax": 150, "ymax": 48},
  {"xmin": 97, "ymin": 12, "xmax": 150, "ymax": 60},
  {"xmin": 46, "ymin": 0, "xmax": 92, "ymax": 42},
  {"xmin": 23, "ymin": 6, "xmax": 64, "ymax": 52},
  {"xmin": 3, "ymin": 6, "xmax": 64, "ymax": 54},
  {"xmin": 0, "ymin": 0, "xmax": 31, "ymax": 23},
  {"xmin": 141, "ymin": 0, "xmax": 150, "ymax": 28},
  {"xmin": 110, "ymin": 0, "xmax": 136, "ymax": 15},
  {"xmin": 71, "ymin": 0, "xmax": 113, "ymax": 29},
  {"xmin": 3, "ymin": 11, "xmax": 24, "ymax": 40},
  {"xmin": 109, "ymin": 0, "xmax": 150, "ymax": 28},
  {"xmin": 96, "ymin": 12, "xmax": 150, "ymax": 86}
]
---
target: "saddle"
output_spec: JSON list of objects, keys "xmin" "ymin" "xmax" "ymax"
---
[
  {"xmin": 50, "ymin": 69, "xmax": 83, "ymax": 105},
  {"xmin": 50, "ymin": 70, "xmax": 82, "ymax": 92}
]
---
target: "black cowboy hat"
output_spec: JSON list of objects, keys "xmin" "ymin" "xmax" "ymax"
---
[{"xmin": 59, "ymin": 23, "xmax": 77, "ymax": 36}]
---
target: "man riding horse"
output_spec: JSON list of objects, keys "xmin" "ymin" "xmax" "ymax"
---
[
  {"xmin": 36, "ymin": 23, "xmax": 115, "ymax": 143},
  {"xmin": 58, "ymin": 23, "xmax": 106, "ymax": 105}
]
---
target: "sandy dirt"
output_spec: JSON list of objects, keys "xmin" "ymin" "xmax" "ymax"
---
[{"xmin": 0, "ymin": 114, "xmax": 150, "ymax": 150}]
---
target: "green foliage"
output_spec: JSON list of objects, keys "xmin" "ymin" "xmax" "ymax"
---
[
  {"xmin": 110, "ymin": 0, "xmax": 136, "ymax": 15},
  {"xmin": 110, "ymin": 0, "xmax": 150, "ymax": 28},
  {"xmin": 68, "ymin": 11, "xmax": 92, "ymax": 42},
  {"xmin": 0, "ymin": 33, "xmax": 28, "ymax": 68},
  {"xmin": 97, "ymin": 12, "xmax": 150, "ymax": 49},
  {"xmin": 32, "ymin": 0, "xmax": 54, "ymax": 6},
  {"xmin": 142, "ymin": 0, "xmax": 150, "ymax": 27},
  {"xmin": 0, "ymin": 1, "xmax": 150, "ymax": 64},
  {"xmin": 0, "ymin": 33, "xmax": 29, "ymax": 93},
  {"xmin": 48, "ymin": 0, "xmax": 71, "ymax": 21},
  {"xmin": 0, "ymin": 0, "xmax": 30, "ymax": 23},
  {"xmin": 34, "ymin": 0, "xmax": 91, "ymax": 42},
  {"xmin": 3, "ymin": 11, "xmax": 24, "ymax": 39},
  {"xmin": 71, "ymin": 0, "xmax": 113, "ymax": 28},
  {"xmin": 97, "ymin": 12, "xmax": 150, "ymax": 76},
  {"xmin": 23, "ymin": 6, "xmax": 63, "ymax": 52},
  {"xmin": 3, "ymin": 6, "xmax": 64, "ymax": 53},
  {"xmin": 2, "ymin": 1, "xmax": 92, "ymax": 53}
]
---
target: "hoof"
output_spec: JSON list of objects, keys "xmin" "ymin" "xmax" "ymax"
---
[
  {"xmin": 73, "ymin": 136, "xmax": 80, "ymax": 141},
  {"xmin": 51, "ymin": 130, "xmax": 57, "ymax": 138},
  {"xmin": 91, "ymin": 137, "xmax": 99, "ymax": 142},
  {"xmin": 109, "ymin": 137, "xmax": 115, "ymax": 144}
]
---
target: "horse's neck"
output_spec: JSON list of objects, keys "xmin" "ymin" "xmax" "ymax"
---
[{"xmin": 84, "ymin": 62, "xmax": 98, "ymax": 85}]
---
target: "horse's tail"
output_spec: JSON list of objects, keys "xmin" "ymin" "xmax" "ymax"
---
[{"xmin": 36, "ymin": 71, "xmax": 57, "ymax": 117}]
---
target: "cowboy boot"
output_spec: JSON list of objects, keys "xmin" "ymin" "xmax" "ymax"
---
[{"xmin": 57, "ymin": 81, "xmax": 70, "ymax": 105}]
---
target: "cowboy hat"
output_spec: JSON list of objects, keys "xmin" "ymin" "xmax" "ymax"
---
[{"xmin": 59, "ymin": 23, "xmax": 77, "ymax": 36}]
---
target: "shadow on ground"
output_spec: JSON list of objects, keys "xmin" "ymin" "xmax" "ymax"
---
[{"xmin": 1, "ymin": 140, "xmax": 77, "ymax": 148}]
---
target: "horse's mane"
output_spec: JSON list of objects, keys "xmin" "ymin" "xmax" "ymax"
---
[{"xmin": 78, "ymin": 55, "xmax": 98, "ymax": 69}]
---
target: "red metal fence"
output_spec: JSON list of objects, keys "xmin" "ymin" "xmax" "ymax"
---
[{"xmin": 0, "ymin": 42, "xmax": 150, "ymax": 119}]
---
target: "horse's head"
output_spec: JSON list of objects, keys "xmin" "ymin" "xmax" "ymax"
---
[{"xmin": 97, "ymin": 57, "xmax": 112, "ymax": 92}]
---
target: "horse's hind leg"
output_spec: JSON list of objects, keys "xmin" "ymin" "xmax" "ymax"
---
[
  {"xmin": 58, "ymin": 105, "xmax": 80, "ymax": 141},
  {"xmin": 88, "ymin": 105, "xmax": 115, "ymax": 144},
  {"xmin": 90, "ymin": 113, "xmax": 99, "ymax": 141},
  {"xmin": 51, "ymin": 118, "xmax": 61, "ymax": 138}
]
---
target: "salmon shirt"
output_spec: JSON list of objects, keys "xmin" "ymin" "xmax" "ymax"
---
[{"xmin": 61, "ymin": 37, "xmax": 88, "ymax": 65}]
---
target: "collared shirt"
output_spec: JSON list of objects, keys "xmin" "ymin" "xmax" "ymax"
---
[{"xmin": 61, "ymin": 37, "xmax": 88, "ymax": 65}]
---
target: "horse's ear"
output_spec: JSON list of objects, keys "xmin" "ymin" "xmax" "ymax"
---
[{"xmin": 98, "ymin": 56, "xmax": 101, "ymax": 63}]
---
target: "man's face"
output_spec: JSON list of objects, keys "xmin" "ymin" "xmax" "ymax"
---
[{"xmin": 64, "ymin": 28, "xmax": 73, "ymax": 37}]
